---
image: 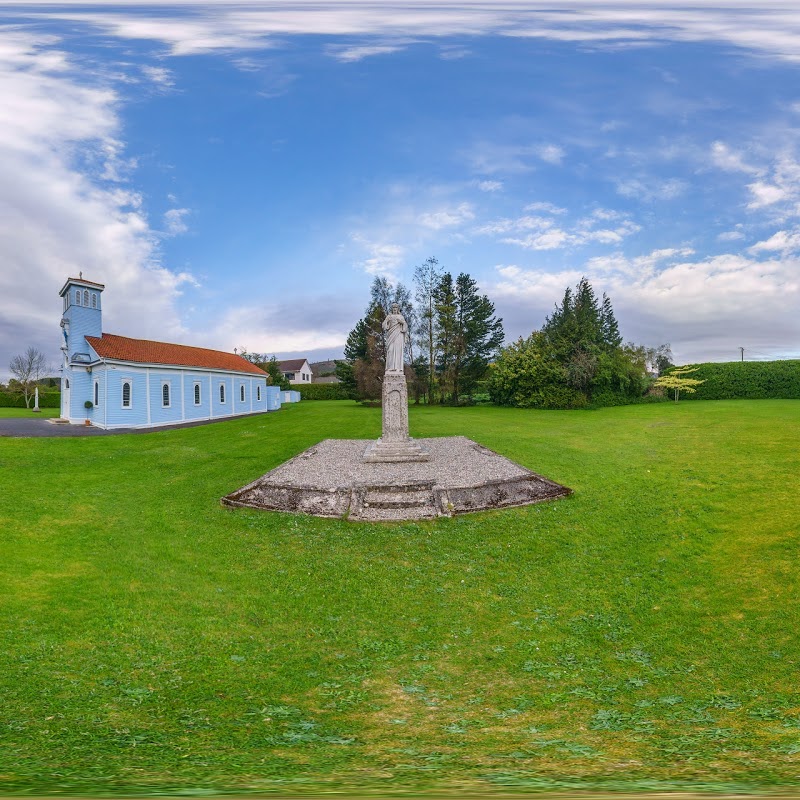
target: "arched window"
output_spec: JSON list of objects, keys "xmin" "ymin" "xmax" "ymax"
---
[
  {"xmin": 64, "ymin": 378, "xmax": 70, "ymax": 389},
  {"xmin": 122, "ymin": 381, "xmax": 131, "ymax": 408},
  {"xmin": 83, "ymin": 290, "xmax": 89, "ymax": 306},
  {"xmin": 94, "ymin": 381, "xmax": 99, "ymax": 406},
  {"xmin": 91, "ymin": 293, "xmax": 97, "ymax": 309},
  {"xmin": 162, "ymin": 382, "xmax": 170, "ymax": 407},
  {"xmin": 194, "ymin": 383, "xmax": 201, "ymax": 405},
  {"xmin": 75, "ymin": 290, "xmax": 81, "ymax": 306},
  {"xmin": 257, "ymin": 385, "xmax": 261, "ymax": 401},
  {"xmin": 220, "ymin": 383, "xmax": 226, "ymax": 404},
  {"xmin": 240, "ymin": 384, "xmax": 245, "ymax": 402}
]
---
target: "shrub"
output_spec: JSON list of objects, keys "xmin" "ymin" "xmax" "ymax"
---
[
  {"xmin": 0, "ymin": 391, "xmax": 61, "ymax": 408},
  {"xmin": 663, "ymin": 360, "xmax": 800, "ymax": 401},
  {"xmin": 296, "ymin": 383, "xmax": 351, "ymax": 401}
]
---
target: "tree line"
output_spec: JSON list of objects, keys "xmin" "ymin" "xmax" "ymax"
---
[
  {"xmin": 488, "ymin": 277, "xmax": 672, "ymax": 408},
  {"xmin": 336, "ymin": 257, "xmax": 504, "ymax": 404}
]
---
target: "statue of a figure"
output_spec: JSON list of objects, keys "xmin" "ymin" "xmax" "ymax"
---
[{"xmin": 382, "ymin": 303, "xmax": 407, "ymax": 374}]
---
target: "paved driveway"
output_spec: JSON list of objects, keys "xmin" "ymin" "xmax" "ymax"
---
[{"xmin": 0, "ymin": 412, "xmax": 272, "ymax": 438}]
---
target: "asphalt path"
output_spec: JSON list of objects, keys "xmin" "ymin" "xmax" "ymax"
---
[{"xmin": 0, "ymin": 412, "xmax": 273, "ymax": 437}]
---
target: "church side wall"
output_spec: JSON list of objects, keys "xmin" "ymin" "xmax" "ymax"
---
[{"xmin": 89, "ymin": 365, "xmax": 271, "ymax": 429}]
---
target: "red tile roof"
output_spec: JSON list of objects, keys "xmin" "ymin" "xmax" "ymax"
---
[{"xmin": 85, "ymin": 333, "xmax": 266, "ymax": 376}]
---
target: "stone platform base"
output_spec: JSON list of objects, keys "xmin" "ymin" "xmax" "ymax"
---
[
  {"xmin": 222, "ymin": 436, "xmax": 571, "ymax": 522},
  {"xmin": 363, "ymin": 437, "xmax": 431, "ymax": 463}
]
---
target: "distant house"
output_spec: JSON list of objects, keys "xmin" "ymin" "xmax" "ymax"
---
[
  {"xmin": 278, "ymin": 358, "xmax": 313, "ymax": 384},
  {"xmin": 58, "ymin": 276, "xmax": 281, "ymax": 429},
  {"xmin": 310, "ymin": 360, "xmax": 340, "ymax": 384}
]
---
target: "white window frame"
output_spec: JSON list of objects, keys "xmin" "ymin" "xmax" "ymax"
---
[
  {"xmin": 193, "ymin": 382, "xmax": 201, "ymax": 405},
  {"xmin": 257, "ymin": 385, "xmax": 261, "ymax": 401},
  {"xmin": 94, "ymin": 380, "xmax": 99, "ymax": 407},
  {"xmin": 121, "ymin": 380, "xmax": 132, "ymax": 408},
  {"xmin": 219, "ymin": 383, "xmax": 226, "ymax": 404},
  {"xmin": 162, "ymin": 381, "xmax": 171, "ymax": 408},
  {"xmin": 91, "ymin": 293, "xmax": 97, "ymax": 309},
  {"xmin": 83, "ymin": 289, "xmax": 89, "ymax": 306},
  {"xmin": 75, "ymin": 289, "xmax": 81, "ymax": 306}
]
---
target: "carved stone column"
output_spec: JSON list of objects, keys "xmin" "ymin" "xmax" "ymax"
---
[{"xmin": 363, "ymin": 371, "xmax": 430, "ymax": 463}]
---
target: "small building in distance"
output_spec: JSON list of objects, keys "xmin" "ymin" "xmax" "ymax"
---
[
  {"xmin": 310, "ymin": 360, "xmax": 340, "ymax": 384},
  {"xmin": 58, "ymin": 276, "xmax": 281, "ymax": 429},
  {"xmin": 278, "ymin": 358, "xmax": 313, "ymax": 385}
]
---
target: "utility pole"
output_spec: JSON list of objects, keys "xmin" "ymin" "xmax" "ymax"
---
[{"xmin": 739, "ymin": 347, "xmax": 745, "ymax": 362}]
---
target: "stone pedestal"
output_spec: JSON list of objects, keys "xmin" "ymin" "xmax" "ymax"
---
[{"xmin": 363, "ymin": 371, "xmax": 430, "ymax": 462}]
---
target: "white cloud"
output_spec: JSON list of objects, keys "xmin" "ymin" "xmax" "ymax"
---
[
  {"xmin": 477, "ymin": 206, "xmax": 640, "ymax": 250},
  {"xmin": 163, "ymin": 207, "xmax": 190, "ymax": 235},
  {"xmin": 439, "ymin": 44, "xmax": 471, "ymax": 60},
  {"xmin": 206, "ymin": 298, "xmax": 353, "ymax": 355},
  {"xmin": 326, "ymin": 42, "xmax": 410, "ymax": 63},
  {"xmin": 616, "ymin": 177, "xmax": 687, "ymax": 202},
  {"xmin": 0, "ymin": 29, "xmax": 197, "ymax": 371},
  {"xmin": 747, "ymin": 180, "xmax": 789, "ymax": 209},
  {"xmin": 710, "ymin": 141, "xmax": 759, "ymax": 175},
  {"xmin": 717, "ymin": 229, "xmax": 745, "ymax": 241},
  {"xmin": 524, "ymin": 201, "xmax": 566, "ymax": 214},
  {"xmin": 140, "ymin": 64, "xmax": 174, "ymax": 89},
  {"xmin": 418, "ymin": 202, "xmax": 475, "ymax": 230},
  {"xmin": 738, "ymin": 153, "xmax": 800, "ymax": 214},
  {"xmin": 476, "ymin": 179, "xmax": 503, "ymax": 192},
  {"xmin": 537, "ymin": 143, "xmax": 565, "ymax": 165},
  {"xmin": 489, "ymin": 246, "xmax": 800, "ymax": 363},
  {"xmin": 749, "ymin": 229, "xmax": 800, "ymax": 254},
  {"xmin": 349, "ymin": 234, "xmax": 405, "ymax": 278},
  {"xmin": 503, "ymin": 229, "xmax": 571, "ymax": 250},
  {"xmin": 18, "ymin": 2, "xmax": 800, "ymax": 66}
]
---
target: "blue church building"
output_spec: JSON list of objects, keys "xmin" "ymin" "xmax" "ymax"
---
[{"xmin": 59, "ymin": 276, "xmax": 281, "ymax": 429}]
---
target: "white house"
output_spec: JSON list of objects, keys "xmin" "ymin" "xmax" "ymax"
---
[
  {"xmin": 58, "ymin": 276, "xmax": 282, "ymax": 429},
  {"xmin": 278, "ymin": 358, "xmax": 313, "ymax": 385}
]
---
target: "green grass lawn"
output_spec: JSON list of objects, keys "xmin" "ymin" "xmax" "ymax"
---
[
  {"xmin": 0, "ymin": 407, "xmax": 59, "ymax": 418},
  {"xmin": 1, "ymin": 400, "xmax": 798, "ymax": 796}
]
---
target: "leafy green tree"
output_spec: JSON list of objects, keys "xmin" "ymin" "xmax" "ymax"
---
[
  {"xmin": 433, "ymin": 272, "xmax": 457, "ymax": 401},
  {"xmin": 413, "ymin": 256, "xmax": 443, "ymax": 402},
  {"xmin": 263, "ymin": 356, "xmax": 290, "ymax": 390},
  {"xmin": 654, "ymin": 366, "xmax": 704, "ymax": 401}
]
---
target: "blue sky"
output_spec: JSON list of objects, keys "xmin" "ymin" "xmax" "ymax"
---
[{"xmin": 2, "ymin": 1, "xmax": 800, "ymax": 374}]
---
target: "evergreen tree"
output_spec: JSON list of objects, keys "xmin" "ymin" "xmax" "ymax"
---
[
  {"xmin": 491, "ymin": 277, "xmax": 646, "ymax": 408},
  {"xmin": 452, "ymin": 272, "xmax": 504, "ymax": 403},
  {"xmin": 600, "ymin": 293, "xmax": 623, "ymax": 349}
]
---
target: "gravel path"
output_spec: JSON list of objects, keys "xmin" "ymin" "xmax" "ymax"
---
[{"xmin": 258, "ymin": 436, "xmax": 532, "ymax": 489}]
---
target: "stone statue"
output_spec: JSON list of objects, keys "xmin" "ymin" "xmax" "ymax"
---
[
  {"xmin": 363, "ymin": 304, "xmax": 430, "ymax": 463},
  {"xmin": 382, "ymin": 303, "xmax": 407, "ymax": 374}
]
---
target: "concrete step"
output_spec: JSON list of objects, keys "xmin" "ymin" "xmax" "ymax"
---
[
  {"xmin": 363, "ymin": 488, "xmax": 434, "ymax": 509},
  {"xmin": 350, "ymin": 502, "xmax": 440, "ymax": 521},
  {"xmin": 350, "ymin": 483, "xmax": 442, "ymax": 520}
]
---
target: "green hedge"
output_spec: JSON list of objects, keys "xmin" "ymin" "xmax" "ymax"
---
[
  {"xmin": 296, "ymin": 383, "xmax": 351, "ymax": 400},
  {"xmin": 0, "ymin": 391, "xmax": 61, "ymax": 408},
  {"xmin": 666, "ymin": 360, "xmax": 800, "ymax": 400}
]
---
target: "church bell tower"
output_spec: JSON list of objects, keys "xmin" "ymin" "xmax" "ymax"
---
[{"xmin": 58, "ymin": 274, "xmax": 105, "ymax": 361}]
